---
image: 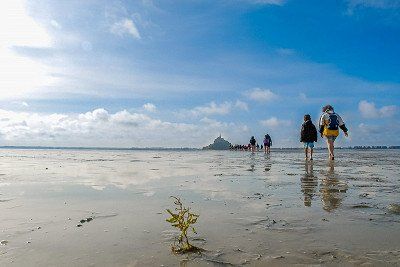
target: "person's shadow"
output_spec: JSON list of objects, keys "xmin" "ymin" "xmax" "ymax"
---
[
  {"xmin": 300, "ymin": 161, "xmax": 318, "ymax": 207},
  {"xmin": 319, "ymin": 161, "xmax": 348, "ymax": 212}
]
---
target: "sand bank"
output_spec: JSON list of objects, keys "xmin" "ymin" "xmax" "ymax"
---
[{"xmin": 0, "ymin": 149, "xmax": 399, "ymax": 266}]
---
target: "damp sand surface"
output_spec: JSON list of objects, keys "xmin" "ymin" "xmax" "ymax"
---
[{"xmin": 0, "ymin": 149, "xmax": 400, "ymax": 266}]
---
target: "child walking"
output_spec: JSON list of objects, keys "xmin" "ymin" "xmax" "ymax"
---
[{"xmin": 300, "ymin": 114, "xmax": 318, "ymax": 160}]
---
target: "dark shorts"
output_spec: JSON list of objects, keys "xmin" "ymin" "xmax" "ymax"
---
[{"xmin": 264, "ymin": 143, "xmax": 270, "ymax": 147}]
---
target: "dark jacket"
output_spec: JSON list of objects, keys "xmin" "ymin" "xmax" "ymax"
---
[
  {"xmin": 250, "ymin": 137, "xmax": 256, "ymax": 146},
  {"xmin": 301, "ymin": 120, "xmax": 318, "ymax": 142}
]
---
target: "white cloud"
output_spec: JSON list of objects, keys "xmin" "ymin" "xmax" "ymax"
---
[
  {"xmin": 190, "ymin": 101, "xmax": 232, "ymax": 116},
  {"xmin": 176, "ymin": 100, "xmax": 250, "ymax": 118},
  {"xmin": 143, "ymin": 103, "xmax": 157, "ymax": 112},
  {"xmin": 110, "ymin": 18, "xmax": 141, "ymax": 39},
  {"xmin": 0, "ymin": 108, "xmax": 250, "ymax": 147},
  {"xmin": 259, "ymin": 117, "xmax": 290, "ymax": 128},
  {"xmin": 245, "ymin": 88, "xmax": 278, "ymax": 102},
  {"xmin": 358, "ymin": 100, "xmax": 397, "ymax": 118},
  {"xmin": 380, "ymin": 105, "xmax": 397, "ymax": 117},
  {"xmin": 50, "ymin": 19, "xmax": 61, "ymax": 29},
  {"xmin": 0, "ymin": 0, "xmax": 55, "ymax": 99},
  {"xmin": 235, "ymin": 100, "xmax": 249, "ymax": 111}
]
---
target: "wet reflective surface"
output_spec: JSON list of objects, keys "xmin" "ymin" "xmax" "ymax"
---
[{"xmin": 0, "ymin": 149, "xmax": 399, "ymax": 266}]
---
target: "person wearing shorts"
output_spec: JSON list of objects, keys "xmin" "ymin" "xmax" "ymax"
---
[
  {"xmin": 249, "ymin": 136, "xmax": 256, "ymax": 153},
  {"xmin": 319, "ymin": 105, "xmax": 348, "ymax": 160},
  {"xmin": 300, "ymin": 114, "xmax": 318, "ymax": 160},
  {"xmin": 263, "ymin": 134, "xmax": 272, "ymax": 154}
]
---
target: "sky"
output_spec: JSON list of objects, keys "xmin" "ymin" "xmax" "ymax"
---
[{"xmin": 0, "ymin": 0, "xmax": 399, "ymax": 148}]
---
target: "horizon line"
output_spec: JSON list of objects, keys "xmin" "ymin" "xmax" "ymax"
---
[{"xmin": 0, "ymin": 145, "xmax": 399, "ymax": 151}]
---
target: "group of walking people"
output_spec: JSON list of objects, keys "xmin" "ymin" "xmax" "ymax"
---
[
  {"xmin": 231, "ymin": 134, "xmax": 272, "ymax": 154},
  {"xmin": 248, "ymin": 134, "xmax": 272, "ymax": 154},
  {"xmin": 245, "ymin": 104, "xmax": 349, "ymax": 160},
  {"xmin": 301, "ymin": 104, "xmax": 348, "ymax": 160}
]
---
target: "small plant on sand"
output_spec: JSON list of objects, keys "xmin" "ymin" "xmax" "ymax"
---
[{"xmin": 166, "ymin": 196, "xmax": 201, "ymax": 253}]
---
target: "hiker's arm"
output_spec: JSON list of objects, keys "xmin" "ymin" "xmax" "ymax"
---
[
  {"xmin": 340, "ymin": 124, "xmax": 348, "ymax": 136},
  {"xmin": 318, "ymin": 115, "xmax": 325, "ymax": 136}
]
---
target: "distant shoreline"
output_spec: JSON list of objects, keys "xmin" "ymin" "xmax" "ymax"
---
[{"xmin": 0, "ymin": 145, "xmax": 398, "ymax": 151}]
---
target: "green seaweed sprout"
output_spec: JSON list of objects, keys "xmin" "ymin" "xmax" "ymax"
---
[{"xmin": 166, "ymin": 196, "xmax": 201, "ymax": 253}]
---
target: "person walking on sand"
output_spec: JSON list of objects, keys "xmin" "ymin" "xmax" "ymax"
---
[
  {"xmin": 300, "ymin": 114, "xmax": 318, "ymax": 160},
  {"xmin": 263, "ymin": 134, "xmax": 272, "ymax": 154},
  {"xmin": 249, "ymin": 136, "xmax": 256, "ymax": 153},
  {"xmin": 319, "ymin": 105, "xmax": 348, "ymax": 160}
]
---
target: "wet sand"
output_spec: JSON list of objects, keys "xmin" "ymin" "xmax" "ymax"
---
[{"xmin": 0, "ymin": 149, "xmax": 399, "ymax": 266}]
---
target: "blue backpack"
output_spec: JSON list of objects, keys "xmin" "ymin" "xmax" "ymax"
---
[{"xmin": 328, "ymin": 113, "xmax": 339, "ymax": 130}]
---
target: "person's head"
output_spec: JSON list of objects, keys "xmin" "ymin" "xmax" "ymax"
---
[
  {"xmin": 251, "ymin": 136, "xmax": 254, "ymax": 139},
  {"xmin": 304, "ymin": 114, "xmax": 311, "ymax": 121},
  {"xmin": 322, "ymin": 105, "xmax": 334, "ymax": 113}
]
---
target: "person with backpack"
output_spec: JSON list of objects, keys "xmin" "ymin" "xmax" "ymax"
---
[
  {"xmin": 249, "ymin": 136, "xmax": 257, "ymax": 153},
  {"xmin": 263, "ymin": 134, "xmax": 272, "ymax": 154},
  {"xmin": 319, "ymin": 105, "xmax": 348, "ymax": 160},
  {"xmin": 300, "ymin": 114, "xmax": 318, "ymax": 160}
]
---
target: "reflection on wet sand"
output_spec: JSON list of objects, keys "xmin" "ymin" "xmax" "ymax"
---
[
  {"xmin": 247, "ymin": 153, "xmax": 256, "ymax": 172},
  {"xmin": 263, "ymin": 154, "xmax": 271, "ymax": 172},
  {"xmin": 320, "ymin": 162, "xmax": 348, "ymax": 212},
  {"xmin": 1, "ymin": 149, "xmax": 399, "ymax": 266},
  {"xmin": 300, "ymin": 162, "xmax": 318, "ymax": 207}
]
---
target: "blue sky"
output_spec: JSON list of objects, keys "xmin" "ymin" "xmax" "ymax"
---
[{"xmin": 0, "ymin": 0, "xmax": 399, "ymax": 147}]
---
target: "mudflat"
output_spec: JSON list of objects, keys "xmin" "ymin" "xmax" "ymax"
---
[{"xmin": 0, "ymin": 149, "xmax": 399, "ymax": 266}]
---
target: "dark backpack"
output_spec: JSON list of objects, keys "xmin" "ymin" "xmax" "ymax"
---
[{"xmin": 327, "ymin": 113, "xmax": 339, "ymax": 130}]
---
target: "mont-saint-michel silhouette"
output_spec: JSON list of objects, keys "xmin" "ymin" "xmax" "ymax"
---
[{"xmin": 203, "ymin": 135, "xmax": 232, "ymax": 150}]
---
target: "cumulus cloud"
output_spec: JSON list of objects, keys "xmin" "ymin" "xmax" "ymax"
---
[
  {"xmin": 110, "ymin": 18, "xmax": 141, "ymax": 39},
  {"xmin": 0, "ymin": 108, "xmax": 249, "ymax": 148},
  {"xmin": 259, "ymin": 117, "xmax": 290, "ymax": 128},
  {"xmin": 235, "ymin": 100, "xmax": 249, "ymax": 111},
  {"xmin": 189, "ymin": 101, "xmax": 232, "ymax": 116},
  {"xmin": 143, "ymin": 103, "xmax": 157, "ymax": 112},
  {"xmin": 245, "ymin": 88, "xmax": 278, "ymax": 102},
  {"xmin": 358, "ymin": 100, "xmax": 397, "ymax": 118}
]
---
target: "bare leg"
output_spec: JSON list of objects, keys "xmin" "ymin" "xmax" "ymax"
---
[
  {"xmin": 326, "ymin": 139, "xmax": 334, "ymax": 159},
  {"xmin": 304, "ymin": 148, "xmax": 308, "ymax": 160},
  {"xmin": 326, "ymin": 139, "xmax": 331, "ymax": 159},
  {"xmin": 329, "ymin": 141, "xmax": 334, "ymax": 159},
  {"xmin": 264, "ymin": 146, "xmax": 267, "ymax": 154}
]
